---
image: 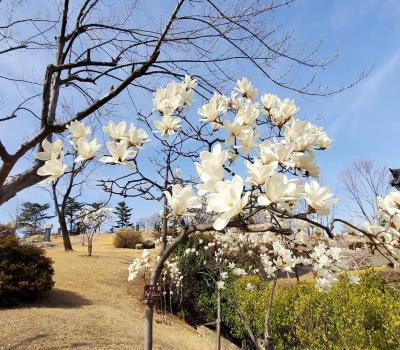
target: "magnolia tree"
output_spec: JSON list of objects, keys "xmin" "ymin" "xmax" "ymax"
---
[
  {"xmin": 35, "ymin": 76, "xmax": 399, "ymax": 349},
  {"xmin": 74, "ymin": 205, "xmax": 114, "ymax": 256}
]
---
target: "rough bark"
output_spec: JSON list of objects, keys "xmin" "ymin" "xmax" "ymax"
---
[
  {"xmin": 52, "ymin": 182, "xmax": 73, "ymax": 251},
  {"xmin": 59, "ymin": 214, "xmax": 73, "ymax": 251},
  {"xmin": 87, "ymin": 236, "xmax": 93, "ymax": 256}
]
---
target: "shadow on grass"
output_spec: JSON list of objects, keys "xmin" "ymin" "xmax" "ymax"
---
[
  {"xmin": 7, "ymin": 333, "xmax": 91, "ymax": 349},
  {"xmin": 7, "ymin": 333, "xmax": 49, "ymax": 350},
  {"xmin": 34, "ymin": 288, "xmax": 92, "ymax": 309}
]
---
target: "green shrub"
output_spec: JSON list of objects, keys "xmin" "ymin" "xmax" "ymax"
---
[
  {"xmin": 224, "ymin": 270, "xmax": 400, "ymax": 350},
  {"xmin": 0, "ymin": 235, "xmax": 54, "ymax": 307},
  {"xmin": 0, "ymin": 223, "xmax": 15, "ymax": 235},
  {"xmin": 171, "ymin": 234, "xmax": 216, "ymax": 325},
  {"xmin": 113, "ymin": 229, "xmax": 144, "ymax": 248}
]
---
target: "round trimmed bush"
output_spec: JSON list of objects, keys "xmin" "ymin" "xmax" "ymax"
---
[
  {"xmin": 0, "ymin": 235, "xmax": 54, "ymax": 307},
  {"xmin": 113, "ymin": 229, "xmax": 144, "ymax": 248}
]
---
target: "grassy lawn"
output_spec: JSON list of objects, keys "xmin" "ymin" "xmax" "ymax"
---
[{"xmin": 0, "ymin": 234, "xmax": 216, "ymax": 350}]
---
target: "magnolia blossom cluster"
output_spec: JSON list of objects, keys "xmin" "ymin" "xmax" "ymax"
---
[
  {"xmin": 128, "ymin": 249, "xmax": 151, "ymax": 282},
  {"xmin": 76, "ymin": 206, "xmax": 114, "ymax": 232},
  {"xmin": 310, "ymin": 243, "xmax": 345, "ymax": 291},
  {"xmin": 152, "ymin": 77, "xmax": 346, "ymax": 290},
  {"xmin": 358, "ymin": 191, "xmax": 400, "ymax": 260},
  {"xmin": 153, "ymin": 75, "xmax": 196, "ymax": 137},
  {"xmin": 163, "ymin": 257, "xmax": 184, "ymax": 289},
  {"xmin": 36, "ymin": 119, "xmax": 150, "ymax": 182},
  {"xmin": 101, "ymin": 121, "xmax": 150, "ymax": 168},
  {"xmin": 162, "ymin": 78, "xmax": 337, "ymax": 232},
  {"xmin": 36, "ymin": 139, "xmax": 68, "ymax": 182}
]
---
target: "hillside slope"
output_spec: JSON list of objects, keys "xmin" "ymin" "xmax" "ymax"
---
[{"xmin": 0, "ymin": 235, "xmax": 216, "ymax": 350}]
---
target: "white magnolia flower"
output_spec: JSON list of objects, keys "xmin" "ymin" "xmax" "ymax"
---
[
  {"xmin": 315, "ymin": 276, "xmax": 336, "ymax": 292},
  {"xmin": 317, "ymin": 134, "xmax": 333, "ymax": 150},
  {"xmin": 294, "ymin": 151, "xmax": 320, "ymax": 177},
  {"xmin": 75, "ymin": 137, "xmax": 101, "ymax": 162},
  {"xmin": 223, "ymin": 120, "xmax": 252, "ymax": 145},
  {"xmin": 198, "ymin": 93, "xmax": 228, "ymax": 123},
  {"xmin": 235, "ymin": 101, "xmax": 260, "ymax": 125},
  {"xmin": 220, "ymin": 271, "xmax": 229, "ymax": 280},
  {"xmin": 348, "ymin": 274, "xmax": 360, "ymax": 285},
  {"xmin": 245, "ymin": 283, "xmax": 255, "ymax": 291},
  {"xmin": 216, "ymin": 280, "xmax": 225, "ymax": 290},
  {"xmin": 378, "ymin": 192, "xmax": 400, "ymax": 216},
  {"xmin": 125, "ymin": 124, "xmax": 150, "ymax": 148},
  {"xmin": 36, "ymin": 139, "xmax": 63, "ymax": 161},
  {"xmin": 102, "ymin": 121, "xmax": 127, "ymax": 140},
  {"xmin": 199, "ymin": 143, "xmax": 228, "ymax": 165},
  {"xmin": 196, "ymin": 161, "xmax": 224, "ymax": 194},
  {"xmin": 245, "ymin": 159, "xmax": 277, "ymax": 186},
  {"xmin": 232, "ymin": 267, "xmax": 247, "ymax": 276},
  {"xmin": 66, "ymin": 120, "xmax": 91, "ymax": 140},
  {"xmin": 237, "ymin": 129, "xmax": 259, "ymax": 156},
  {"xmin": 269, "ymin": 98, "xmax": 298, "ymax": 127},
  {"xmin": 236, "ymin": 77, "xmax": 257, "ymax": 99},
  {"xmin": 37, "ymin": 158, "xmax": 67, "ymax": 182},
  {"xmin": 153, "ymin": 115, "xmax": 181, "ymax": 137},
  {"xmin": 260, "ymin": 140, "xmax": 295, "ymax": 167},
  {"xmin": 196, "ymin": 143, "xmax": 228, "ymax": 193},
  {"xmin": 261, "ymin": 93, "xmax": 279, "ymax": 110},
  {"xmin": 198, "ymin": 101, "xmax": 220, "ymax": 122},
  {"xmin": 182, "ymin": 74, "xmax": 197, "ymax": 91},
  {"xmin": 164, "ymin": 184, "xmax": 201, "ymax": 216},
  {"xmin": 152, "ymin": 77, "xmax": 195, "ymax": 113},
  {"xmin": 258, "ymin": 173, "xmax": 301, "ymax": 205},
  {"xmin": 100, "ymin": 140, "xmax": 136, "ymax": 168},
  {"xmin": 153, "ymin": 83, "xmax": 183, "ymax": 115},
  {"xmin": 283, "ymin": 118, "xmax": 333, "ymax": 152},
  {"xmin": 206, "ymin": 175, "xmax": 249, "ymax": 230},
  {"xmin": 303, "ymin": 180, "xmax": 337, "ymax": 215}
]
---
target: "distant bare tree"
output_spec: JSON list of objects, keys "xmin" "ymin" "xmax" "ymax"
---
[
  {"xmin": 137, "ymin": 213, "xmax": 162, "ymax": 231},
  {"xmin": 0, "ymin": 0, "xmax": 364, "ymax": 206},
  {"xmin": 340, "ymin": 159, "xmax": 391, "ymax": 223}
]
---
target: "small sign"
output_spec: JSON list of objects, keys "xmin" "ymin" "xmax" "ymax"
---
[
  {"xmin": 44, "ymin": 223, "xmax": 53, "ymax": 229},
  {"xmin": 144, "ymin": 285, "xmax": 162, "ymax": 301}
]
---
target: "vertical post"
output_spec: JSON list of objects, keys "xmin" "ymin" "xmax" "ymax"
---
[
  {"xmin": 144, "ymin": 303, "xmax": 154, "ymax": 350},
  {"xmin": 216, "ymin": 288, "xmax": 221, "ymax": 350},
  {"xmin": 264, "ymin": 276, "xmax": 278, "ymax": 350}
]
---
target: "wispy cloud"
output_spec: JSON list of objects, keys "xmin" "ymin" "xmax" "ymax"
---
[{"xmin": 330, "ymin": 48, "xmax": 400, "ymax": 133}]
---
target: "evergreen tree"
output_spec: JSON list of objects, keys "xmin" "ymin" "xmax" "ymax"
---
[
  {"xmin": 64, "ymin": 198, "xmax": 84, "ymax": 234},
  {"xmin": 17, "ymin": 202, "xmax": 53, "ymax": 235},
  {"xmin": 114, "ymin": 201, "xmax": 132, "ymax": 228}
]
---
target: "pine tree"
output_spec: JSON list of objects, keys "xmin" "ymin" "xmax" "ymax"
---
[
  {"xmin": 114, "ymin": 201, "xmax": 132, "ymax": 228},
  {"xmin": 17, "ymin": 202, "xmax": 53, "ymax": 235}
]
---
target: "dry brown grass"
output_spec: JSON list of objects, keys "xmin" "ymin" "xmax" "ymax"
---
[{"xmin": 0, "ymin": 234, "xmax": 217, "ymax": 350}]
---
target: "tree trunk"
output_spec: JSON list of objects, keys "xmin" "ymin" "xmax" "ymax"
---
[
  {"xmin": 143, "ymin": 225, "xmax": 191, "ymax": 350},
  {"xmin": 264, "ymin": 276, "xmax": 278, "ymax": 350},
  {"xmin": 87, "ymin": 236, "xmax": 92, "ymax": 256},
  {"xmin": 216, "ymin": 289, "xmax": 221, "ymax": 350},
  {"xmin": 144, "ymin": 303, "xmax": 154, "ymax": 350},
  {"xmin": 51, "ymin": 181, "xmax": 73, "ymax": 251},
  {"xmin": 161, "ymin": 196, "xmax": 168, "ymax": 252},
  {"xmin": 59, "ymin": 213, "xmax": 73, "ymax": 251}
]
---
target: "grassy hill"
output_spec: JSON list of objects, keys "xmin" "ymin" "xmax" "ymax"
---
[{"xmin": 0, "ymin": 234, "xmax": 217, "ymax": 350}]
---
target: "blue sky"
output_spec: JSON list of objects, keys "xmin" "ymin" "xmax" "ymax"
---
[{"xmin": 1, "ymin": 0, "xmax": 399, "ymax": 226}]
